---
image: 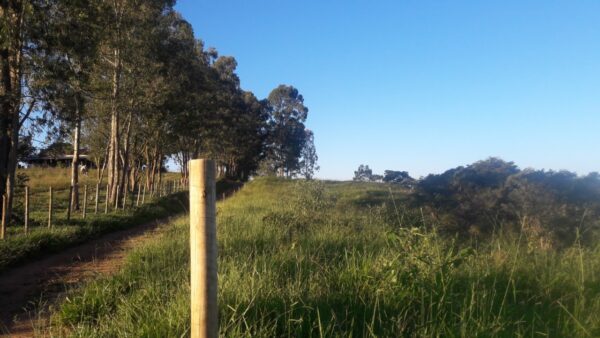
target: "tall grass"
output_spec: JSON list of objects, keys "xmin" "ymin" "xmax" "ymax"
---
[
  {"xmin": 52, "ymin": 178, "xmax": 600, "ymax": 337},
  {"xmin": 19, "ymin": 167, "xmax": 180, "ymax": 191},
  {"xmin": 0, "ymin": 192, "xmax": 189, "ymax": 272}
]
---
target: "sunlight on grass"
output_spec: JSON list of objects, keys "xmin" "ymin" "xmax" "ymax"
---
[{"xmin": 52, "ymin": 178, "xmax": 600, "ymax": 337}]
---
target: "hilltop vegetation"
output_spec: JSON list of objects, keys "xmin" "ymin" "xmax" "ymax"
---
[
  {"xmin": 1, "ymin": 0, "xmax": 317, "ymax": 237},
  {"xmin": 51, "ymin": 178, "xmax": 600, "ymax": 337},
  {"xmin": 415, "ymin": 158, "xmax": 600, "ymax": 247},
  {"xmin": 355, "ymin": 158, "xmax": 600, "ymax": 247}
]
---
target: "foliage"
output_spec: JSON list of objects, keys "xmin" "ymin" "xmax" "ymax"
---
[
  {"xmin": 1, "ymin": 0, "xmax": 318, "ymax": 229},
  {"xmin": 383, "ymin": 170, "xmax": 416, "ymax": 187},
  {"xmin": 353, "ymin": 164, "xmax": 373, "ymax": 181},
  {"xmin": 415, "ymin": 157, "xmax": 600, "ymax": 245},
  {"xmin": 298, "ymin": 129, "xmax": 319, "ymax": 179},
  {"xmin": 262, "ymin": 85, "xmax": 313, "ymax": 178},
  {"xmin": 51, "ymin": 178, "xmax": 600, "ymax": 337}
]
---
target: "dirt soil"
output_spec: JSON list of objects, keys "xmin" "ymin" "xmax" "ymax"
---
[{"xmin": 0, "ymin": 218, "xmax": 174, "ymax": 337}]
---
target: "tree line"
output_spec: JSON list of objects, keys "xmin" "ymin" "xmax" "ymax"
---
[
  {"xmin": 353, "ymin": 164, "xmax": 416, "ymax": 187},
  {"xmin": 1, "ymin": 0, "xmax": 317, "ymax": 226},
  {"xmin": 354, "ymin": 159, "xmax": 600, "ymax": 246}
]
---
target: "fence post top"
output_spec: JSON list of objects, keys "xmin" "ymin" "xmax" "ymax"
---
[{"xmin": 189, "ymin": 160, "xmax": 216, "ymax": 188}]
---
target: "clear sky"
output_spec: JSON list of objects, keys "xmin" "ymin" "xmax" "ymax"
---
[{"xmin": 174, "ymin": 0, "xmax": 600, "ymax": 180}]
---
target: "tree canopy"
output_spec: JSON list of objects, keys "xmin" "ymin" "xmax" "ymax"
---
[{"xmin": 0, "ymin": 0, "xmax": 318, "ymax": 225}]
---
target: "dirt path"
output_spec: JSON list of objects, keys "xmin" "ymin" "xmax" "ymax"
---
[{"xmin": 0, "ymin": 217, "xmax": 176, "ymax": 337}]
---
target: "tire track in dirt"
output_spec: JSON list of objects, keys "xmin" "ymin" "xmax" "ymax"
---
[{"xmin": 0, "ymin": 217, "xmax": 176, "ymax": 337}]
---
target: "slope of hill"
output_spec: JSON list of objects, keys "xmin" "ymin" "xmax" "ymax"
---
[{"xmin": 52, "ymin": 178, "xmax": 600, "ymax": 337}]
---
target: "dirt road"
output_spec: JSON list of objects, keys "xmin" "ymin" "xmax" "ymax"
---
[{"xmin": 0, "ymin": 217, "xmax": 174, "ymax": 337}]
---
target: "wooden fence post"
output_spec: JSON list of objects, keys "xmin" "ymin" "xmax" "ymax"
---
[
  {"xmin": 48, "ymin": 187, "xmax": 53, "ymax": 228},
  {"xmin": 82, "ymin": 185, "xmax": 88, "ymax": 219},
  {"xmin": 189, "ymin": 159, "xmax": 218, "ymax": 338},
  {"xmin": 24, "ymin": 186, "xmax": 29, "ymax": 234},
  {"xmin": 1, "ymin": 194, "xmax": 6, "ymax": 239},
  {"xmin": 95, "ymin": 183, "xmax": 99, "ymax": 214}
]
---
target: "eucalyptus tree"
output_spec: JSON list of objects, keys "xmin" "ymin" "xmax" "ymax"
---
[
  {"xmin": 265, "ymin": 85, "xmax": 309, "ymax": 177},
  {"xmin": 35, "ymin": 0, "xmax": 103, "ymax": 211},
  {"xmin": 228, "ymin": 91, "xmax": 269, "ymax": 180},
  {"xmin": 93, "ymin": 0, "xmax": 176, "ymax": 204},
  {"xmin": 0, "ymin": 0, "xmax": 52, "ymax": 227},
  {"xmin": 138, "ymin": 10, "xmax": 209, "ymax": 190},
  {"xmin": 299, "ymin": 129, "xmax": 319, "ymax": 179}
]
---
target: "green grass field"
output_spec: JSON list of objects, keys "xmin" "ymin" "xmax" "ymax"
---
[
  {"xmin": 0, "ymin": 168, "xmax": 184, "ymax": 272},
  {"xmin": 52, "ymin": 178, "xmax": 600, "ymax": 337}
]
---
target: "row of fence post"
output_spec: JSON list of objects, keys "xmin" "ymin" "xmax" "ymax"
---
[{"xmin": 1, "ymin": 180, "xmax": 185, "ymax": 238}]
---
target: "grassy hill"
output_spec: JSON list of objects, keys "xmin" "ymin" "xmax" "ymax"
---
[{"xmin": 53, "ymin": 177, "xmax": 600, "ymax": 337}]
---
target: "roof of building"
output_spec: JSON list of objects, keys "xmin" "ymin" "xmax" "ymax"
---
[{"xmin": 24, "ymin": 154, "xmax": 91, "ymax": 161}]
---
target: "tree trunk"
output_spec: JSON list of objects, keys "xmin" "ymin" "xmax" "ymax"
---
[
  {"xmin": 107, "ymin": 47, "xmax": 121, "ymax": 205},
  {"xmin": 1, "ymin": 1, "xmax": 25, "ymax": 222},
  {"xmin": 97, "ymin": 142, "xmax": 109, "ymax": 185},
  {"xmin": 70, "ymin": 110, "xmax": 81, "ymax": 211},
  {"xmin": 118, "ymin": 111, "xmax": 132, "ymax": 200},
  {"xmin": 0, "ymin": 46, "xmax": 10, "ymax": 202},
  {"xmin": 5, "ymin": 105, "xmax": 20, "ymax": 220}
]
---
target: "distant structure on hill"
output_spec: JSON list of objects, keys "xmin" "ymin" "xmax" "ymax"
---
[
  {"xmin": 24, "ymin": 153, "xmax": 95, "ymax": 168},
  {"xmin": 353, "ymin": 164, "xmax": 416, "ymax": 188},
  {"xmin": 23, "ymin": 142, "xmax": 96, "ymax": 168}
]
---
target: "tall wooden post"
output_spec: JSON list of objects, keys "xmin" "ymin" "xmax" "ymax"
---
[
  {"xmin": 48, "ymin": 187, "xmax": 53, "ymax": 228},
  {"xmin": 1, "ymin": 194, "xmax": 7, "ymax": 239},
  {"xmin": 82, "ymin": 185, "xmax": 88, "ymax": 219},
  {"xmin": 189, "ymin": 159, "xmax": 218, "ymax": 338},
  {"xmin": 24, "ymin": 186, "xmax": 29, "ymax": 234},
  {"xmin": 95, "ymin": 183, "xmax": 99, "ymax": 214}
]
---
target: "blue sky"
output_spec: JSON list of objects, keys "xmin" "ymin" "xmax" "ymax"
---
[{"xmin": 175, "ymin": 0, "xmax": 600, "ymax": 180}]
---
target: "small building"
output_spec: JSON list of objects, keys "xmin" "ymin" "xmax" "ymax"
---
[{"xmin": 23, "ymin": 154, "xmax": 96, "ymax": 168}]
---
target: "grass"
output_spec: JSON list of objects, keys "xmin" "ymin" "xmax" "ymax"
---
[
  {"xmin": 51, "ymin": 177, "xmax": 600, "ymax": 337},
  {"xmin": 0, "ymin": 168, "xmax": 185, "ymax": 273},
  {"xmin": 19, "ymin": 167, "xmax": 180, "ymax": 191},
  {"xmin": 0, "ymin": 192, "xmax": 189, "ymax": 273}
]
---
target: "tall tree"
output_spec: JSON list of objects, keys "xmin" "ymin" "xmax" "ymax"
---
[
  {"xmin": 36, "ymin": 0, "xmax": 102, "ymax": 211},
  {"xmin": 0, "ymin": 0, "xmax": 47, "ymax": 227},
  {"xmin": 95, "ymin": 0, "xmax": 176, "ymax": 204},
  {"xmin": 299, "ymin": 129, "xmax": 319, "ymax": 179},
  {"xmin": 265, "ymin": 85, "xmax": 309, "ymax": 177}
]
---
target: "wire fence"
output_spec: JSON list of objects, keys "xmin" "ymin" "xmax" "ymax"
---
[{"xmin": 1, "ymin": 179, "xmax": 186, "ymax": 236}]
